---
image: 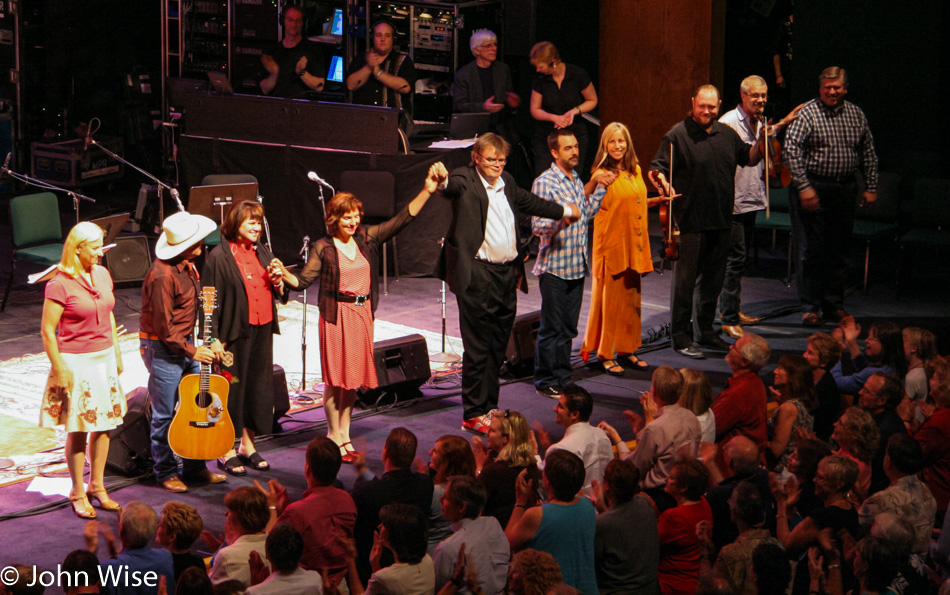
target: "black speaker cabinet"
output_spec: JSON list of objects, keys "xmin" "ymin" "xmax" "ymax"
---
[
  {"xmin": 104, "ymin": 235, "xmax": 151, "ymax": 284},
  {"xmin": 504, "ymin": 310, "xmax": 541, "ymax": 375},
  {"xmin": 272, "ymin": 364, "xmax": 291, "ymax": 430},
  {"xmin": 107, "ymin": 387, "xmax": 153, "ymax": 476},
  {"xmin": 357, "ymin": 334, "xmax": 431, "ymax": 409}
]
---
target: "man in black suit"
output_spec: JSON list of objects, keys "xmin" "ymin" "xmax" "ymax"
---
[
  {"xmin": 433, "ymin": 133, "xmax": 580, "ymax": 434},
  {"xmin": 351, "ymin": 427, "xmax": 433, "ymax": 582},
  {"xmin": 452, "ymin": 29, "xmax": 520, "ymax": 136}
]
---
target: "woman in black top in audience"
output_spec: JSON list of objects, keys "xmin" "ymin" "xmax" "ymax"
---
[
  {"xmin": 803, "ymin": 332, "xmax": 842, "ymax": 442},
  {"xmin": 472, "ymin": 409, "xmax": 539, "ymax": 528}
]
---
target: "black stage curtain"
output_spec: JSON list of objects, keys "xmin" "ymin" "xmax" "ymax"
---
[{"xmin": 180, "ymin": 136, "xmax": 471, "ymax": 275}]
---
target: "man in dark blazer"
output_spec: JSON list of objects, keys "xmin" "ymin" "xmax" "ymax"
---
[
  {"xmin": 452, "ymin": 29, "xmax": 520, "ymax": 136},
  {"xmin": 434, "ymin": 133, "xmax": 579, "ymax": 434}
]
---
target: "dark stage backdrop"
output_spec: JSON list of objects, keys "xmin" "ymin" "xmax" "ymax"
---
[{"xmin": 179, "ymin": 137, "xmax": 470, "ymax": 275}]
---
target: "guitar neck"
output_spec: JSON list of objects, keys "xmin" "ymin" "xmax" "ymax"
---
[{"xmin": 200, "ymin": 312, "xmax": 212, "ymax": 389}]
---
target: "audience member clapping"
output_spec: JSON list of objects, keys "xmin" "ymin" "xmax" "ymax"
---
[
  {"xmin": 423, "ymin": 435, "xmax": 477, "ymax": 554},
  {"xmin": 432, "ymin": 476, "xmax": 509, "ymax": 594},
  {"xmin": 244, "ymin": 522, "xmax": 322, "ymax": 595},
  {"xmin": 831, "ymin": 406, "xmax": 879, "ymax": 501},
  {"xmin": 506, "ymin": 449, "xmax": 596, "ymax": 593},
  {"xmin": 858, "ymin": 433, "xmax": 935, "ymax": 556},
  {"xmin": 702, "ymin": 436, "xmax": 774, "ymax": 550},
  {"xmin": 766, "ymin": 354, "xmax": 816, "ymax": 473},
  {"xmin": 914, "ymin": 355, "xmax": 950, "ymax": 517},
  {"xmin": 506, "ymin": 549, "xmax": 563, "ymax": 595},
  {"xmin": 679, "ymin": 368, "xmax": 716, "ymax": 443},
  {"xmin": 831, "ymin": 318, "xmax": 906, "ymax": 397},
  {"xmin": 472, "ymin": 410, "xmax": 539, "ymax": 528},
  {"xmin": 207, "ymin": 487, "xmax": 269, "ymax": 587},
  {"xmin": 532, "ymin": 385, "xmax": 613, "ymax": 494},
  {"xmin": 857, "ymin": 372, "xmax": 908, "ymax": 494},
  {"xmin": 157, "ymin": 502, "xmax": 206, "ymax": 581},
  {"xmin": 804, "ymin": 332, "xmax": 844, "ymax": 442},
  {"xmin": 903, "ymin": 327, "xmax": 936, "ymax": 421},
  {"xmin": 258, "ymin": 436, "xmax": 355, "ymax": 588},
  {"xmin": 366, "ymin": 503, "xmax": 435, "ymax": 595},
  {"xmin": 590, "ymin": 459, "xmax": 659, "ymax": 594},
  {"xmin": 657, "ymin": 458, "xmax": 712, "ymax": 595},
  {"xmin": 773, "ymin": 454, "xmax": 860, "ymax": 583},
  {"xmin": 708, "ymin": 481, "xmax": 782, "ymax": 595},
  {"xmin": 351, "ymin": 427, "xmax": 433, "ymax": 582},
  {"xmin": 100, "ymin": 501, "xmax": 176, "ymax": 595},
  {"xmin": 599, "ymin": 366, "xmax": 700, "ymax": 509}
]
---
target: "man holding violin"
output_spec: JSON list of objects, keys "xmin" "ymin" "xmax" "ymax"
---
[
  {"xmin": 650, "ymin": 84, "xmax": 765, "ymax": 359},
  {"xmin": 718, "ymin": 76, "xmax": 800, "ymax": 339},
  {"xmin": 784, "ymin": 66, "xmax": 878, "ymax": 327}
]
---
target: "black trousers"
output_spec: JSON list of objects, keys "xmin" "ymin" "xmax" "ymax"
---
[
  {"xmin": 719, "ymin": 211, "xmax": 758, "ymax": 324},
  {"xmin": 456, "ymin": 260, "xmax": 518, "ymax": 420},
  {"xmin": 671, "ymin": 229, "xmax": 731, "ymax": 349},
  {"xmin": 789, "ymin": 179, "xmax": 858, "ymax": 314}
]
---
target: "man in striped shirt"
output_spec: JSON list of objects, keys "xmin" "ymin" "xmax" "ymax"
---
[
  {"xmin": 531, "ymin": 129, "xmax": 615, "ymax": 396},
  {"xmin": 784, "ymin": 66, "xmax": 879, "ymax": 326}
]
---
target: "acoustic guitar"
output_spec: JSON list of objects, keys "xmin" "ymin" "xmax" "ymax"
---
[{"xmin": 168, "ymin": 287, "xmax": 235, "ymax": 460}]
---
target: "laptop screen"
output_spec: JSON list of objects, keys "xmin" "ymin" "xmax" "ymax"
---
[
  {"xmin": 327, "ymin": 56, "xmax": 343, "ymax": 83},
  {"xmin": 330, "ymin": 8, "xmax": 343, "ymax": 35}
]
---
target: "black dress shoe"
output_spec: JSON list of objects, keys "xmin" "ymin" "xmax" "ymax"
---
[
  {"xmin": 698, "ymin": 335, "xmax": 732, "ymax": 351},
  {"xmin": 536, "ymin": 386, "xmax": 564, "ymax": 398},
  {"xmin": 674, "ymin": 345, "xmax": 705, "ymax": 359}
]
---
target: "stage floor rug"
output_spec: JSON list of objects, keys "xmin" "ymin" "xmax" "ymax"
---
[{"xmin": 0, "ymin": 300, "xmax": 463, "ymax": 487}]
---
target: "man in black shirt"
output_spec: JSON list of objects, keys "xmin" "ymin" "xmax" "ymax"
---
[
  {"xmin": 261, "ymin": 4, "xmax": 326, "ymax": 98},
  {"xmin": 346, "ymin": 20, "xmax": 417, "ymax": 126},
  {"xmin": 650, "ymin": 85, "xmax": 763, "ymax": 358},
  {"xmin": 452, "ymin": 29, "xmax": 519, "ymax": 136}
]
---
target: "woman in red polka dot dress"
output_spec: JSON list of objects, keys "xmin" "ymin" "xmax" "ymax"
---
[{"xmin": 279, "ymin": 163, "xmax": 444, "ymax": 462}]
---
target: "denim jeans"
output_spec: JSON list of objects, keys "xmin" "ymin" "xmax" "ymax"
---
[
  {"xmin": 719, "ymin": 211, "xmax": 758, "ymax": 324},
  {"xmin": 141, "ymin": 338, "xmax": 209, "ymax": 481},
  {"xmin": 534, "ymin": 273, "xmax": 584, "ymax": 390}
]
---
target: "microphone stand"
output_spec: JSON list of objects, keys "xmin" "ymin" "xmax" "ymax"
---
[
  {"xmin": 87, "ymin": 134, "xmax": 184, "ymax": 231},
  {"xmin": 2, "ymin": 167, "xmax": 96, "ymax": 224},
  {"xmin": 295, "ymin": 235, "xmax": 318, "ymax": 400},
  {"xmin": 429, "ymin": 238, "xmax": 461, "ymax": 364}
]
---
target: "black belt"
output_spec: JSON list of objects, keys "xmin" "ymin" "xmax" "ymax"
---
[
  {"xmin": 474, "ymin": 257, "xmax": 515, "ymax": 267},
  {"xmin": 337, "ymin": 292, "xmax": 369, "ymax": 305},
  {"xmin": 809, "ymin": 173, "xmax": 855, "ymax": 184}
]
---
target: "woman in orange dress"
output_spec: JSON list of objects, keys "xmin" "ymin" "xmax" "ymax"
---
[{"xmin": 581, "ymin": 122, "xmax": 660, "ymax": 375}]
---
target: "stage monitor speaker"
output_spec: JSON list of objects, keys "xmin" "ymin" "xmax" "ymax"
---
[
  {"xmin": 357, "ymin": 334, "xmax": 431, "ymax": 409},
  {"xmin": 504, "ymin": 310, "xmax": 540, "ymax": 376},
  {"xmin": 107, "ymin": 387, "xmax": 153, "ymax": 476},
  {"xmin": 272, "ymin": 364, "xmax": 291, "ymax": 430},
  {"xmin": 104, "ymin": 235, "xmax": 151, "ymax": 284}
]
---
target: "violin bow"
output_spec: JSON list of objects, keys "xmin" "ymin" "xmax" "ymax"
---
[{"xmin": 761, "ymin": 116, "xmax": 771, "ymax": 219}]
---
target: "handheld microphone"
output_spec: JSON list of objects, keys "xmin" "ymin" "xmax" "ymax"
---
[
  {"xmin": 307, "ymin": 171, "xmax": 332, "ymax": 189},
  {"xmin": 300, "ymin": 235, "xmax": 310, "ymax": 256}
]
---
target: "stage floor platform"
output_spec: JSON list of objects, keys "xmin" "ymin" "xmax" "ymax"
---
[{"xmin": 2, "ymin": 188, "xmax": 950, "ymax": 591}]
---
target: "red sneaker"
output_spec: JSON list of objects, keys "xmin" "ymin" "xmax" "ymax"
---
[{"xmin": 461, "ymin": 416, "xmax": 490, "ymax": 435}]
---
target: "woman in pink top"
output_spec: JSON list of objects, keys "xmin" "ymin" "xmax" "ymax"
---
[{"xmin": 40, "ymin": 221, "xmax": 126, "ymax": 519}]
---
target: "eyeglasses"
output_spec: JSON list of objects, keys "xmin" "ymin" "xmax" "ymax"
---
[
  {"xmin": 478, "ymin": 154, "xmax": 507, "ymax": 165},
  {"xmin": 478, "ymin": 42, "xmax": 498, "ymax": 49},
  {"xmin": 743, "ymin": 92, "xmax": 768, "ymax": 99}
]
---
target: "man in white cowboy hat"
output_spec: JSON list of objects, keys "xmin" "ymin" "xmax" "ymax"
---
[{"xmin": 140, "ymin": 211, "xmax": 227, "ymax": 492}]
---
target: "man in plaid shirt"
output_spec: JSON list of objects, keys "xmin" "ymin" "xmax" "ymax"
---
[
  {"xmin": 532, "ymin": 129, "xmax": 616, "ymax": 396},
  {"xmin": 784, "ymin": 66, "xmax": 878, "ymax": 326}
]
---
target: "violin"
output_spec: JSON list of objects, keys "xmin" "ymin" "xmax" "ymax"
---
[
  {"xmin": 649, "ymin": 166, "xmax": 680, "ymax": 262},
  {"xmin": 757, "ymin": 117, "xmax": 791, "ymax": 188}
]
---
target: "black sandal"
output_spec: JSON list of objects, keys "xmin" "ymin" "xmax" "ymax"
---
[
  {"xmin": 600, "ymin": 359, "xmax": 625, "ymax": 377},
  {"xmin": 217, "ymin": 456, "xmax": 247, "ymax": 476},
  {"xmin": 238, "ymin": 451, "xmax": 270, "ymax": 471},
  {"xmin": 626, "ymin": 355, "xmax": 649, "ymax": 369}
]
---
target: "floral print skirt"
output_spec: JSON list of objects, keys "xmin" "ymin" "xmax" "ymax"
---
[{"xmin": 39, "ymin": 346, "xmax": 127, "ymax": 433}]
